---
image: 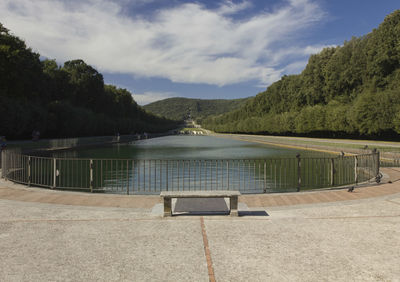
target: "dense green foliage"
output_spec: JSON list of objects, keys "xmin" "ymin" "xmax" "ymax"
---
[
  {"xmin": 203, "ymin": 10, "xmax": 400, "ymax": 139},
  {"xmin": 0, "ymin": 24, "xmax": 178, "ymax": 139},
  {"xmin": 144, "ymin": 97, "xmax": 250, "ymax": 122}
]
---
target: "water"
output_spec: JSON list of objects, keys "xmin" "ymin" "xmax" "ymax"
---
[
  {"xmin": 39, "ymin": 135, "xmax": 361, "ymax": 194},
  {"xmin": 5, "ymin": 135, "xmax": 377, "ymax": 194},
  {"xmin": 53, "ymin": 135, "xmax": 325, "ymax": 160},
  {"xmin": 12, "ymin": 135, "xmax": 373, "ymax": 194}
]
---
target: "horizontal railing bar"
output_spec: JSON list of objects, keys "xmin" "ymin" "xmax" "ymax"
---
[{"xmin": 30, "ymin": 156, "xmax": 357, "ymax": 162}]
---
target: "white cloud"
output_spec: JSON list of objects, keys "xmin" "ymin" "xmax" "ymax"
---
[
  {"xmin": 217, "ymin": 0, "xmax": 253, "ymax": 15},
  {"xmin": 132, "ymin": 91, "xmax": 175, "ymax": 105},
  {"xmin": 283, "ymin": 60, "xmax": 309, "ymax": 74},
  {"xmin": 0, "ymin": 0, "xmax": 327, "ymax": 87},
  {"xmin": 266, "ymin": 44, "xmax": 333, "ymax": 69}
]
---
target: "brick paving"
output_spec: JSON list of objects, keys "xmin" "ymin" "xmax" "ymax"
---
[
  {"xmin": 243, "ymin": 168, "xmax": 400, "ymax": 207},
  {"xmin": 1, "ymin": 168, "xmax": 400, "ymax": 209}
]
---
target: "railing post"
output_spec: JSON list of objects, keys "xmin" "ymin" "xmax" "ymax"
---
[
  {"xmin": 132, "ymin": 160, "xmax": 139, "ymax": 194},
  {"xmin": 354, "ymin": 156, "xmax": 358, "ymax": 185},
  {"xmin": 0, "ymin": 150, "xmax": 3, "ymax": 178},
  {"xmin": 376, "ymin": 151, "xmax": 380, "ymax": 176},
  {"xmin": 28, "ymin": 156, "xmax": 31, "ymax": 186},
  {"xmin": 166, "ymin": 160, "xmax": 169, "ymax": 191},
  {"xmin": 263, "ymin": 161, "xmax": 267, "ymax": 193},
  {"xmin": 126, "ymin": 160, "xmax": 129, "ymax": 195},
  {"xmin": 5, "ymin": 150, "xmax": 9, "ymax": 179},
  {"xmin": 227, "ymin": 161, "xmax": 230, "ymax": 190},
  {"xmin": 296, "ymin": 154, "xmax": 301, "ymax": 192},
  {"xmin": 1, "ymin": 150, "xmax": 7, "ymax": 180},
  {"xmin": 330, "ymin": 158, "xmax": 334, "ymax": 187},
  {"xmin": 53, "ymin": 158, "xmax": 57, "ymax": 189},
  {"xmin": 90, "ymin": 159, "xmax": 93, "ymax": 193}
]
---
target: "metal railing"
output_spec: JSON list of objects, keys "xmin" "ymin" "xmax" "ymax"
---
[
  {"xmin": 380, "ymin": 158, "xmax": 400, "ymax": 167},
  {"xmin": 0, "ymin": 133, "xmax": 175, "ymax": 169},
  {"xmin": 1, "ymin": 150, "xmax": 380, "ymax": 195}
]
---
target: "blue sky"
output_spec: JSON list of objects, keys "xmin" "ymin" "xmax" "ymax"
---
[{"xmin": 1, "ymin": 0, "xmax": 399, "ymax": 104}]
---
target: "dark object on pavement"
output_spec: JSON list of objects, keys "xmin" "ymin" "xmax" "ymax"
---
[
  {"xmin": 375, "ymin": 172, "xmax": 383, "ymax": 183},
  {"xmin": 348, "ymin": 186, "xmax": 355, "ymax": 192}
]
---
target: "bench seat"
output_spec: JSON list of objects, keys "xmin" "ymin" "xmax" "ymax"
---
[{"xmin": 160, "ymin": 190, "xmax": 241, "ymax": 217}]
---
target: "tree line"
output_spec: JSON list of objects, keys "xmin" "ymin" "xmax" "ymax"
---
[
  {"xmin": 0, "ymin": 23, "xmax": 179, "ymax": 140},
  {"xmin": 144, "ymin": 97, "xmax": 249, "ymax": 122},
  {"xmin": 203, "ymin": 10, "xmax": 400, "ymax": 139}
]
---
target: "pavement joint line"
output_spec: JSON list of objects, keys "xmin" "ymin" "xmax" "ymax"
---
[
  {"xmin": 198, "ymin": 217, "xmax": 270, "ymax": 221},
  {"xmin": 306, "ymin": 215, "xmax": 400, "ymax": 220},
  {"xmin": 200, "ymin": 216, "xmax": 216, "ymax": 282},
  {"xmin": 386, "ymin": 199, "xmax": 400, "ymax": 206},
  {"xmin": 386, "ymin": 167, "xmax": 400, "ymax": 171},
  {"xmin": 0, "ymin": 218, "xmax": 199, "ymax": 223}
]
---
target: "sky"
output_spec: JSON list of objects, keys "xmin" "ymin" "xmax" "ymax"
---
[{"xmin": 1, "ymin": 0, "xmax": 399, "ymax": 105}]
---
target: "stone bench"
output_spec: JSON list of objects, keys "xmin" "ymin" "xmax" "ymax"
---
[{"xmin": 160, "ymin": 190, "xmax": 241, "ymax": 217}]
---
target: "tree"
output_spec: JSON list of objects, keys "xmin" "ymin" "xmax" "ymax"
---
[
  {"xmin": 0, "ymin": 23, "xmax": 179, "ymax": 139},
  {"xmin": 62, "ymin": 59, "xmax": 105, "ymax": 110},
  {"xmin": 202, "ymin": 10, "xmax": 400, "ymax": 138},
  {"xmin": 0, "ymin": 23, "xmax": 43, "ymax": 100},
  {"xmin": 350, "ymin": 90, "xmax": 399, "ymax": 135}
]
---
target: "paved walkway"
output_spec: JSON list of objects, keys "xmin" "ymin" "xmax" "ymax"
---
[
  {"xmin": 1, "ymin": 168, "xmax": 400, "ymax": 209},
  {"xmin": 1, "ymin": 168, "xmax": 400, "ymax": 281},
  {"xmin": 243, "ymin": 167, "xmax": 400, "ymax": 208}
]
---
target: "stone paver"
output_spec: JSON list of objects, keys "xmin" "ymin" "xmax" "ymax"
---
[
  {"xmin": 0, "ymin": 200, "xmax": 208, "ymax": 282},
  {"xmin": 205, "ymin": 206, "xmax": 400, "ymax": 281},
  {"xmin": 1, "ymin": 168, "xmax": 400, "ymax": 281}
]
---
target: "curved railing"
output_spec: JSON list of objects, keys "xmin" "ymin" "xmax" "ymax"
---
[{"xmin": 1, "ymin": 149, "xmax": 380, "ymax": 195}]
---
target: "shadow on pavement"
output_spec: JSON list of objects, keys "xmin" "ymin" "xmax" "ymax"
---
[
  {"xmin": 239, "ymin": 210, "xmax": 269, "ymax": 217},
  {"xmin": 173, "ymin": 198, "xmax": 229, "ymax": 216},
  {"xmin": 172, "ymin": 198, "xmax": 269, "ymax": 217}
]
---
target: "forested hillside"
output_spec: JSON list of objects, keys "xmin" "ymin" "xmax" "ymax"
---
[
  {"xmin": 0, "ymin": 24, "xmax": 179, "ymax": 139},
  {"xmin": 203, "ymin": 10, "xmax": 400, "ymax": 138},
  {"xmin": 144, "ymin": 97, "xmax": 249, "ymax": 122}
]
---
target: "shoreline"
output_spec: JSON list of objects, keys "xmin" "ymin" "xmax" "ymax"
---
[{"xmin": 213, "ymin": 133, "xmax": 400, "ymax": 159}]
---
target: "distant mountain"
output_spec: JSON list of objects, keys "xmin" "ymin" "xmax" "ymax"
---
[
  {"xmin": 203, "ymin": 10, "xmax": 400, "ymax": 139},
  {"xmin": 143, "ymin": 97, "xmax": 250, "ymax": 122}
]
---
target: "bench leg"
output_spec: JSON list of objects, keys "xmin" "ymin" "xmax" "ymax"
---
[
  {"xmin": 230, "ymin": 196, "xmax": 238, "ymax": 216},
  {"xmin": 163, "ymin": 197, "xmax": 172, "ymax": 217}
]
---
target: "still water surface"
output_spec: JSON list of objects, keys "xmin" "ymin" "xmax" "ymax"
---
[
  {"xmin": 41, "ymin": 135, "xmax": 355, "ymax": 194},
  {"xmin": 56, "ymin": 135, "xmax": 326, "ymax": 159}
]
